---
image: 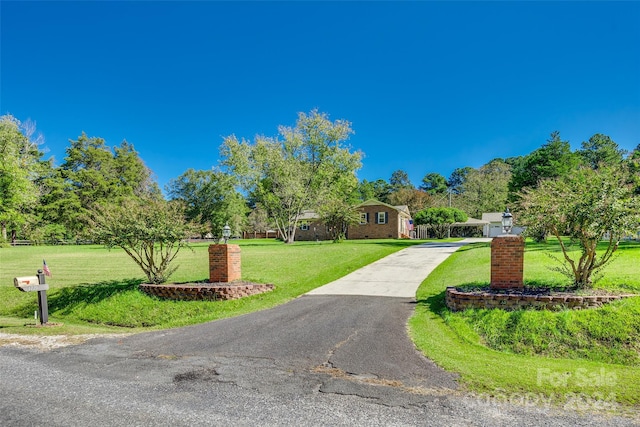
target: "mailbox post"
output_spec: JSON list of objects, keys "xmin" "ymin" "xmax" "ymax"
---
[{"xmin": 14, "ymin": 270, "xmax": 49, "ymax": 325}]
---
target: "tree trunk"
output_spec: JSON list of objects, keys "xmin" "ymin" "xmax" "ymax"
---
[{"xmin": 1, "ymin": 222, "xmax": 6, "ymax": 241}]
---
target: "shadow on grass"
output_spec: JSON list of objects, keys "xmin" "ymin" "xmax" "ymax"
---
[
  {"xmin": 415, "ymin": 291, "xmax": 448, "ymax": 316},
  {"xmin": 10, "ymin": 278, "xmax": 143, "ymax": 317}
]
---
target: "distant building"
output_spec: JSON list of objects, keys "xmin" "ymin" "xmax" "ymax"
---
[
  {"xmin": 294, "ymin": 199, "xmax": 413, "ymax": 241},
  {"xmin": 481, "ymin": 212, "xmax": 525, "ymax": 238},
  {"xmin": 348, "ymin": 199, "xmax": 413, "ymax": 240}
]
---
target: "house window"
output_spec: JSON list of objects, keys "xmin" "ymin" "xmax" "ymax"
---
[
  {"xmin": 300, "ymin": 224, "xmax": 309, "ymax": 231},
  {"xmin": 377, "ymin": 212, "xmax": 387, "ymax": 224},
  {"xmin": 360, "ymin": 213, "xmax": 368, "ymax": 224}
]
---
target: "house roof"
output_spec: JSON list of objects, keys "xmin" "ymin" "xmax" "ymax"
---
[
  {"xmin": 481, "ymin": 212, "xmax": 505, "ymax": 222},
  {"xmin": 357, "ymin": 199, "xmax": 411, "ymax": 216},
  {"xmin": 451, "ymin": 217, "xmax": 489, "ymax": 227}
]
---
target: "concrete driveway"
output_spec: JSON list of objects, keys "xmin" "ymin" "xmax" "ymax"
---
[{"xmin": 308, "ymin": 239, "xmax": 489, "ymax": 297}]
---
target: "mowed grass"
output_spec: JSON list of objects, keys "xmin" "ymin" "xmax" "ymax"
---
[
  {"xmin": 0, "ymin": 239, "xmax": 426, "ymax": 334},
  {"xmin": 409, "ymin": 240, "xmax": 640, "ymax": 407}
]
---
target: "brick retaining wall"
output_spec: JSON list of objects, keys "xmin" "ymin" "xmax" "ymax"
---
[
  {"xmin": 445, "ymin": 287, "xmax": 635, "ymax": 311},
  {"xmin": 140, "ymin": 282, "xmax": 274, "ymax": 301}
]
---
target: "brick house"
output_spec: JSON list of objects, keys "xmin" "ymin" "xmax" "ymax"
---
[
  {"xmin": 294, "ymin": 210, "xmax": 334, "ymax": 241},
  {"xmin": 348, "ymin": 199, "xmax": 412, "ymax": 239},
  {"xmin": 294, "ymin": 200, "xmax": 413, "ymax": 241}
]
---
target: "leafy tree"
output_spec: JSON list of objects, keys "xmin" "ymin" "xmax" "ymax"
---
[
  {"xmin": 89, "ymin": 197, "xmax": 196, "ymax": 284},
  {"xmin": 167, "ymin": 168, "xmax": 247, "ymax": 238},
  {"xmin": 508, "ymin": 131, "xmax": 580, "ymax": 198},
  {"xmin": 355, "ymin": 179, "xmax": 391, "ymax": 202},
  {"xmin": 413, "ymin": 207, "xmax": 467, "ymax": 239},
  {"xmin": 420, "ymin": 172, "xmax": 448, "ymax": 195},
  {"xmin": 317, "ymin": 198, "xmax": 361, "ymax": 242},
  {"xmin": 245, "ymin": 205, "xmax": 274, "ymax": 234},
  {"xmin": 52, "ymin": 133, "xmax": 156, "ymax": 236},
  {"xmin": 386, "ymin": 188, "xmax": 433, "ymax": 213},
  {"xmin": 448, "ymin": 167, "xmax": 472, "ymax": 195},
  {"xmin": 389, "ymin": 169, "xmax": 414, "ymax": 192},
  {"xmin": 457, "ymin": 159, "xmax": 512, "ymax": 218},
  {"xmin": 221, "ymin": 110, "xmax": 361, "ymax": 243},
  {"xmin": 0, "ymin": 115, "xmax": 42, "ymax": 242},
  {"xmin": 626, "ymin": 144, "xmax": 640, "ymax": 195},
  {"xmin": 518, "ymin": 166, "xmax": 640, "ymax": 288},
  {"xmin": 578, "ymin": 133, "xmax": 625, "ymax": 170}
]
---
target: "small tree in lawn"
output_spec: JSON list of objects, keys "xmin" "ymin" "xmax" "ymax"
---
[
  {"xmin": 413, "ymin": 207, "xmax": 468, "ymax": 239},
  {"xmin": 317, "ymin": 199, "xmax": 361, "ymax": 242},
  {"xmin": 518, "ymin": 166, "xmax": 640, "ymax": 288},
  {"xmin": 89, "ymin": 197, "xmax": 196, "ymax": 284}
]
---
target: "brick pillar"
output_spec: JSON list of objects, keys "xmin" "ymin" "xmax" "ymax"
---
[
  {"xmin": 490, "ymin": 235, "xmax": 524, "ymax": 289},
  {"xmin": 208, "ymin": 244, "xmax": 241, "ymax": 283}
]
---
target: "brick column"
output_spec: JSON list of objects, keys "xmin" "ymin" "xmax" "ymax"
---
[
  {"xmin": 208, "ymin": 244, "xmax": 241, "ymax": 283},
  {"xmin": 490, "ymin": 235, "xmax": 524, "ymax": 289}
]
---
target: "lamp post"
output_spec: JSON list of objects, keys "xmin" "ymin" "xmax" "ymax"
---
[
  {"xmin": 502, "ymin": 208, "xmax": 513, "ymax": 235},
  {"xmin": 222, "ymin": 224, "xmax": 231, "ymax": 244}
]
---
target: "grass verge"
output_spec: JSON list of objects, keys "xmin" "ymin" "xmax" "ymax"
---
[{"xmin": 408, "ymin": 240, "xmax": 640, "ymax": 409}]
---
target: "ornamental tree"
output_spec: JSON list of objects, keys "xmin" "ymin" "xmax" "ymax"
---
[
  {"xmin": 89, "ymin": 197, "xmax": 196, "ymax": 284},
  {"xmin": 517, "ymin": 166, "xmax": 640, "ymax": 288},
  {"xmin": 413, "ymin": 207, "xmax": 468, "ymax": 239}
]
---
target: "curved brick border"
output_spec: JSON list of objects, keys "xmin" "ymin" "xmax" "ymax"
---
[
  {"xmin": 445, "ymin": 287, "xmax": 636, "ymax": 312},
  {"xmin": 140, "ymin": 282, "xmax": 275, "ymax": 301}
]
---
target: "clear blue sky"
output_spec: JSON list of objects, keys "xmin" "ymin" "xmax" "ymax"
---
[{"xmin": 2, "ymin": 1, "xmax": 639, "ymax": 191}]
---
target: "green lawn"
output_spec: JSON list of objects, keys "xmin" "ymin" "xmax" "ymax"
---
[
  {"xmin": 0, "ymin": 239, "xmax": 427, "ymax": 334},
  {"xmin": 409, "ymin": 240, "xmax": 640, "ymax": 408}
]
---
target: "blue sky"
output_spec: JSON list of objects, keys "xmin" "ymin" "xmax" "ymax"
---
[{"xmin": 2, "ymin": 1, "xmax": 639, "ymax": 191}]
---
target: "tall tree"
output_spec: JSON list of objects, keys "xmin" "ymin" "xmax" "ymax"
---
[
  {"xmin": 221, "ymin": 110, "xmax": 362, "ymax": 243},
  {"xmin": 508, "ymin": 131, "xmax": 580, "ymax": 198},
  {"xmin": 167, "ymin": 168, "xmax": 247, "ymax": 238},
  {"xmin": 626, "ymin": 144, "xmax": 640, "ymax": 195},
  {"xmin": 389, "ymin": 169, "xmax": 414, "ymax": 192},
  {"xmin": 448, "ymin": 166, "xmax": 472, "ymax": 195},
  {"xmin": 0, "ymin": 115, "xmax": 42, "ymax": 241},
  {"xmin": 420, "ymin": 172, "xmax": 448, "ymax": 195},
  {"xmin": 578, "ymin": 133, "xmax": 625, "ymax": 170},
  {"xmin": 386, "ymin": 188, "xmax": 434, "ymax": 213},
  {"xmin": 53, "ymin": 133, "xmax": 156, "ymax": 236},
  {"xmin": 355, "ymin": 179, "xmax": 391, "ymax": 202},
  {"xmin": 457, "ymin": 159, "xmax": 512, "ymax": 218}
]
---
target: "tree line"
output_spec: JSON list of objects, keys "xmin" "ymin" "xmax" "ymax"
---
[{"xmin": 2, "ymin": 112, "xmax": 638, "ymax": 245}]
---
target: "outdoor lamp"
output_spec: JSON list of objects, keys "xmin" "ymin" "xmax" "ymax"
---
[
  {"xmin": 222, "ymin": 224, "xmax": 231, "ymax": 244},
  {"xmin": 502, "ymin": 208, "xmax": 513, "ymax": 234}
]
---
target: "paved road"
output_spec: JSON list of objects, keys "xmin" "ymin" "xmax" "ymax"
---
[{"xmin": 1, "ymin": 240, "xmax": 637, "ymax": 426}]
